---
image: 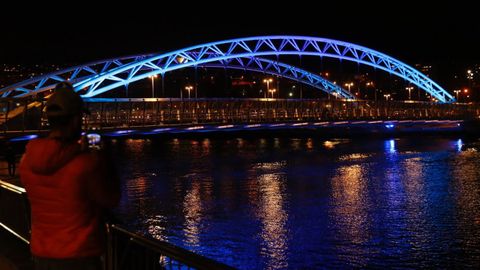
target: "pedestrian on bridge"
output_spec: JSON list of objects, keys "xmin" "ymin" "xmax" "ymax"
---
[{"xmin": 19, "ymin": 81, "xmax": 120, "ymax": 270}]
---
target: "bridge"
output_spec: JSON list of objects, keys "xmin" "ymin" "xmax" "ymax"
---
[{"xmin": 0, "ymin": 35, "xmax": 476, "ymax": 137}]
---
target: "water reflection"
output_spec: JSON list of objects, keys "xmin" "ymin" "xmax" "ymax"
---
[
  {"xmin": 113, "ymin": 137, "xmax": 480, "ymax": 269},
  {"xmin": 306, "ymin": 138, "xmax": 313, "ymax": 150},
  {"xmin": 147, "ymin": 215, "xmax": 167, "ymax": 241},
  {"xmin": 257, "ymin": 172, "xmax": 289, "ymax": 270},
  {"xmin": 455, "ymin": 138, "xmax": 463, "ymax": 152},
  {"xmin": 452, "ymin": 149, "xmax": 480, "ymax": 259},
  {"xmin": 183, "ymin": 180, "xmax": 202, "ymax": 247},
  {"xmin": 401, "ymin": 157, "xmax": 429, "ymax": 255},
  {"xmin": 385, "ymin": 139, "xmax": 396, "ymax": 154},
  {"xmin": 330, "ymin": 164, "xmax": 370, "ymax": 266}
]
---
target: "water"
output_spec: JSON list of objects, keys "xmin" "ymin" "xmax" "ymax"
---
[{"xmin": 111, "ymin": 136, "xmax": 480, "ymax": 269}]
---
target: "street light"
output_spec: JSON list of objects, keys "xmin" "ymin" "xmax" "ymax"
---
[
  {"xmin": 185, "ymin": 85, "xmax": 193, "ymax": 99},
  {"xmin": 454, "ymin": 89, "xmax": 461, "ymax": 101},
  {"xmin": 384, "ymin": 94, "xmax": 391, "ymax": 101},
  {"xmin": 366, "ymin": 81, "xmax": 377, "ymax": 101},
  {"xmin": 344, "ymin": 82, "xmax": 354, "ymax": 92},
  {"xmin": 149, "ymin": 75, "xmax": 158, "ymax": 98},
  {"xmin": 406, "ymin": 86, "xmax": 414, "ymax": 100},
  {"xmin": 269, "ymin": 88, "xmax": 276, "ymax": 98},
  {"xmin": 263, "ymin": 78, "xmax": 273, "ymax": 98}
]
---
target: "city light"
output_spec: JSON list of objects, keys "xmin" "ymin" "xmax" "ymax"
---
[
  {"xmin": 263, "ymin": 78, "xmax": 273, "ymax": 98},
  {"xmin": 406, "ymin": 86, "xmax": 414, "ymax": 100},
  {"xmin": 454, "ymin": 89, "xmax": 461, "ymax": 100},
  {"xmin": 269, "ymin": 88, "xmax": 276, "ymax": 98},
  {"xmin": 185, "ymin": 85, "xmax": 193, "ymax": 99},
  {"xmin": 149, "ymin": 74, "xmax": 158, "ymax": 98},
  {"xmin": 344, "ymin": 82, "xmax": 354, "ymax": 92}
]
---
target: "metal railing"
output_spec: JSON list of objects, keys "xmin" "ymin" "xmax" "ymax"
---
[
  {"xmin": 106, "ymin": 224, "xmax": 235, "ymax": 270},
  {"xmin": 2, "ymin": 97, "xmax": 479, "ymax": 134},
  {"xmin": 0, "ymin": 179, "xmax": 235, "ymax": 270},
  {"xmin": 0, "ymin": 179, "xmax": 30, "ymax": 244}
]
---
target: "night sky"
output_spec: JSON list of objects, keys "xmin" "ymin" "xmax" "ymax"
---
[{"xmin": 1, "ymin": 3, "xmax": 479, "ymax": 67}]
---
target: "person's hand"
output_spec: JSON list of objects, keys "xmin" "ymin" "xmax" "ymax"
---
[{"xmin": 79, "ymin": 135, "xmax": 89, "ymax": 152}]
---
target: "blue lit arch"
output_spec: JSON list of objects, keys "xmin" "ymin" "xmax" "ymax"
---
[{"xmin": 0, "ymin": 36, "xmax": 454, "ymax": 102}]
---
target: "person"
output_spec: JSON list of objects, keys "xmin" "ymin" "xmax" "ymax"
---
[
  {"xmin": 19, "ymin": 81, "xmax": 120, "ymax": 270},
  {"xmin": 4, "ymin": 142, "xmax": 16, "ymax": 176}
]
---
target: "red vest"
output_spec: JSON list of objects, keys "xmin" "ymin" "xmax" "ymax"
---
[{"xmin": 20, "ymin": 138, "xmax": 119, "ymax": 258}]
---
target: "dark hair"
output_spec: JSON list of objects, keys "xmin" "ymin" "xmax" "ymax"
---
[{"xmin": 47, "ymin": 114, "xmax": 75, "ymax": 129}]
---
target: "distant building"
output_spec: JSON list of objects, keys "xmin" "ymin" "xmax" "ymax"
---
[{"xmin": 414, "ymin": 63, "xmax": 434, "ymax": 78}]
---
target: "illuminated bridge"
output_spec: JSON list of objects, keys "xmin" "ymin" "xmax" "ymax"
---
[{"xmin": 1, "ymin": 36, "xmax": 478, "ymax": 136}]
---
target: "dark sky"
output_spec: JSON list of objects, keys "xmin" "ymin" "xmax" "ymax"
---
[{"xmin": 2, "ymin": 2, "xmax": 479, "ymax": 67}]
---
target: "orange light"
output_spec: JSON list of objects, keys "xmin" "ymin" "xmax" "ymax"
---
[{"xmin": 464, "ymin": 89, "xmax": 469, "ymax": 93}]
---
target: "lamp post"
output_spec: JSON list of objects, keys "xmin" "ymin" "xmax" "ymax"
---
[
  {"xmin": 454, "ymin": 89, "xmax": 461, "ymax": 101},
  {"xmin": 263, "ymin": 78, "xmax": 273, "ymax": 98},
  {"xmin": 406, "ymin": 86, "xmax": 413, "ymax": 100},
  {"xmin": 384, "ymin": 94, "xmax": 391, "ymax": 101},
  {"xmin": 366, "ymin": 81, "xmax": 377, "ymax": 101},
  {"xmin": 464, "ymin": 88, "xmax": 469, "ymax": 102},
  {"xmin": 185, "ymin": 85, "xmax": 193, "ymax": 99},
  {"xmin": 269, "ymin": 88, "xmax": 276, "ymax": 98},
  {"xmin": 344, "ymin": 82, "xmax": 354, "ymax": 93},
  {"xmin": 149, "ymin": 75, "xmax": 158, "ymax": 98}
]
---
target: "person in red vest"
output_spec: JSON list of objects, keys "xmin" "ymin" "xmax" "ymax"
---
[{"xmin": 19, "ymin": 81, "xmax": 120, "ymax": 270}]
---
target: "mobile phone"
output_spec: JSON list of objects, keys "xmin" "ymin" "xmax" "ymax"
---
[{"xmin": 86, "ymin": 133, "xmax": 102, "ymax": 149}]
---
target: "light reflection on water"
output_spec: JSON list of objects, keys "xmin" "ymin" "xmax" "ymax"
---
[
  {"xmin": 112, "ymin": 137, "xmax": 480, "ymax": 269},
  {"xmin": 330, "ymin": 164, "xmax": 371, "ymax": 267},
  {"xmin": 257, "ymin": 172, "xmax": 288, "ymax": 270},
  {"xmin": 183, "ymin": 180, "xmax": 202, "ymax": 247}
]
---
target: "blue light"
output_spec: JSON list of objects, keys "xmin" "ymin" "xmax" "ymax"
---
[
  {"xmin": 1, "ymin": 36, "xmax": 453, "ymax": 102},
  {"xmin": 115, "ymin": 130, "xmax": 134, "ymax": 134},
  {"xmin": 86, "ymin": 133, "xmax": 101, "ymax": 145},
  {"xmin": 385, "ymin": 124, "xmax": 395, "ymax": 129},
  {"xmin": 456, "ymin": 139, "xmax": 463, "ymax": 152},
  {"xmin": 152, "ymin": 128, "xmax": 172, "ymax": 132},
  {"xmin": 9, "ymin": 134, "xmax": 38, "ymax": 142},
  {"xmin": 385, "ymin": 139, "xmax": 396, "ymax": 154}
]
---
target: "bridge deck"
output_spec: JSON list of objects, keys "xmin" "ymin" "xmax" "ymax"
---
[{"xmin": 1, "ymin": 98, "xmax": 478, "ymax": 136}]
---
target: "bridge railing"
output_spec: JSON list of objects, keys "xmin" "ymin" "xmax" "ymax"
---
[
  {"xmin": 106, "ymin": 224, "xmax": 235, "ymax": 270},
  {"xmin": 1, "ymin": 97, "xmax": 479, "ymax": 134},
  {"xmin": 0, "ymin": 179, "xmax": 30, "ymax": 244}
]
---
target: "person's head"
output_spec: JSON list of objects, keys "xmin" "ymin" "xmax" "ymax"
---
[{"xmin": 45, "ymin": 82, "xmax": 89, "ymax": 141}]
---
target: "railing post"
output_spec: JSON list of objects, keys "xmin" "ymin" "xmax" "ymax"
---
[
  {"xmin": 156, "ymin": 99, "xmax": 161, "ymax": 125},
  {"xmin": 114, "ymin": 101, "xmax": 119, "ymax": 128},
  {"xmin": 38, "ymin": 99, "xmax": 45, "ymax": 132},
  {"xmin": 106, "ymin": 223, "xmax": 113, "ymax": 270},
  {"xmin": 100, "ymin": 102, "xmax": 105, "ymax": 130},
  {"xmin": 22, "ymin": 99, "xmax": 28, "ymax": 133},
  {"xmin": 142, "ymin": 100, "xmax": 147, "ymax": 127},
  {"xmin": 5, "ymin": 100, "xmax": 10, "ymax": 134},
  {"xmin": 128, "ymin": 100, "xmax": 133, "ymax": 127}
]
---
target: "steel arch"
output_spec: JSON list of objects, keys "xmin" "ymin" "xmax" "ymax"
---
[
  {"xmin": 0, "ymin": 55, "xmax": 149, "ymax": 98},
  {"xmin": 0, "ymin": 55, "xmax": 353, "ymax": 99},
  {"xmin": 0, "ymin": 35, "xmax": 454, "ymax": 102},
  {"xmin": 198, "ymin": 57, "xmax": 354, "ymax": 99}
]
